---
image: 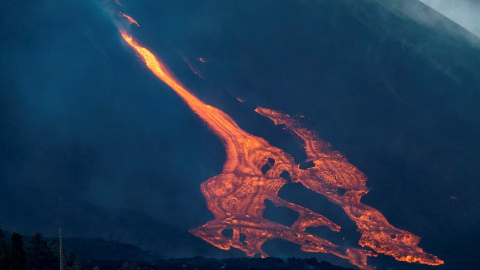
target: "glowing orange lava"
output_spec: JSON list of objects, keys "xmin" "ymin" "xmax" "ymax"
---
[
  {"xmin": 120, "ymin": 31, "xmax": 443, "ymax": 269},
  {"xmin": 121, "ymin": 13, "xmax": 139, "ymax": 27}
]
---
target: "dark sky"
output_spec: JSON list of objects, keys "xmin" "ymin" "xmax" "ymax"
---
[{"xmin": 1, "ymin": 0, "xmax": 480, "ymax": 269}]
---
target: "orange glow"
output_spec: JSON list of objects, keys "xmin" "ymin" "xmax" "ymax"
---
[
  {"xmin": 226, "ymin": 89, "xmax": 245, "ymax": 103},
  {"xmin": 120, "ymin": 31, "xmax": 443, "ymax": 269},
  {"xmin": 255, "ymin": 108, "xmax": 444, "ymax": 266},
  {"xmin": 198, "ymin": 57, "xmax": 207, "ymax": 63},
  {"xmin": 121, "ymin": 13, "xmax": 140, "ymax": 27}
]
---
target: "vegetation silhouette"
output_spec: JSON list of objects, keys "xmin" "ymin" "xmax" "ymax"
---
[{"xmin": 0, "ymin": 229, "xmax": 352, "ymax": 270}]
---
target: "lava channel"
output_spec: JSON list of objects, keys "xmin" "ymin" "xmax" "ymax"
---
[{"xmin": 119, "ymin": 30, "xmax": 443, "ymax": 270}]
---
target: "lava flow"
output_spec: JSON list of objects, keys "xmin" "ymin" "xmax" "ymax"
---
[
  {"xmin": 119, "ymin": 30, "xmax": 443, "ymax": 269},
  {"xmin": 121, "ymin": 13, "xmax": 139, "ymax": 27}
]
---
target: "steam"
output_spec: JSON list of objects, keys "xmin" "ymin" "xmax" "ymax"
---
[
  {"xmin": 95, "ymin": 0, "xmax": 127, "ymax": 31},
  {"xmin": 419, "ymin": 0, "xmax": 480, "ymax": 37}
]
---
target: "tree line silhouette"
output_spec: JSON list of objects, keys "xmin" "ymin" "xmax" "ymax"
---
[
  {"xmin": 0, "ymin": 229, "xmax": 80, "ymax": 270},
  {"xmin": 0, "ymin": 229, "xmax": 353, "ymax": 270}
]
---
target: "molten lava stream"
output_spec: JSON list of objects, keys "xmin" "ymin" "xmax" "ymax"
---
[
  {"xmin": 120, "ymin": 13, "xmax": 140, "ymax": 27},
  {"xmin": 119, "ymin": 30, "xmax": 443, "ymax": 270}
]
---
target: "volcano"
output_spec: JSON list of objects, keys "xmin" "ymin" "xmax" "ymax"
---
[{"xmin": 1, "ymin": 0, "xmax": 480, "ymax": 269}]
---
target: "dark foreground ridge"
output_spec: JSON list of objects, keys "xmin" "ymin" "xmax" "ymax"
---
[
  {"xmin": 0, "ymin": 229, "xmax": 353, "ymax": 270},
  {"xmin": 62, "ymin": 234, "xmax": 354, "ymax": 270},
  {"xmin": 85, "ymin": 257, "xmax": 354, "ymax": 270}
]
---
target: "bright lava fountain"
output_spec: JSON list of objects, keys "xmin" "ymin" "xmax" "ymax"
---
[{"xmin": 119, "ymin": 23, "xmax": 443, "ymax": 270}]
